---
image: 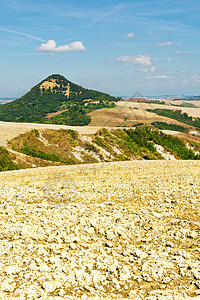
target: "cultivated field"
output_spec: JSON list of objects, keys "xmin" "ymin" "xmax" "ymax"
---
[
  {"xmin": 88, "ymin": 105, "xmax": 189, "ymax": 127},
  {"xmin": 118, "ymin": 101, "xmax": 200, "ymax": 118},
  {"xmin": 162, "ymin": 100, "xmax": 200, "ymax": 108},
  {"xmin": 0, "ymin": 161, "xmax": 200, "ymax": 299}
]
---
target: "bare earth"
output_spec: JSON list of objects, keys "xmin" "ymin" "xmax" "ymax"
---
[{"xmin": 0, "ymin": 160, "xmax": 200, "ymax": 299}]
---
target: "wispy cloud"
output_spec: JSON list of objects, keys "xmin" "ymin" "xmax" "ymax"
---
[
  {"xmin": 0, "ymin": 28, "xmax": 45, "ymax": 42},
  {"xmin": 1, "ymin": 1, "xmax": 96, "ymax": 21},
  {"xmin": 147, "ymin": 30, "xmax": 160, "ymax": 37},
  {"xmin": 136, "ymin": 66, "xmax": 156, "ymax": 73},
  {"xmin": 35, "ymin": 40, "xmax": 86, "ymax": 52},
  {"xmin": 146, "ymin": 75, "xmax": 174, "ymax": 79},
  {"xmin": 87, "ymin": 4, "xmax": 125, "ymax": 27},
  {"xmin": 116, "ymin": 54, "xmax": 156, "ymax": 66},
  {"xmin": 158, "ymin": 41, "xmax": 181, "ymax": 47},
  {"xmin": 158, "ymin": 41, "xmax": 174, "ymax": 47}
]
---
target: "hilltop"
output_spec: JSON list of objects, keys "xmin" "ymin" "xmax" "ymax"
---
[
  {"xmin": 0, "ymin": 74, "xmax": 120, "ymax": 125},
  {"xmin": 176, "ymin": 95, "xmax": 200, "ymax": 101}
]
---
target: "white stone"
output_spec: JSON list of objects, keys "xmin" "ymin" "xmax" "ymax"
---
[
  {"xmin": 1, "ymin": 279, "xmax": 15, "ymax": 292},
  {"xmin": 5, "ymin": 265, "xmax": 23, "ymax": 275},
  {"xmin": 42, "ymin": 281, "xmax": 57, "ymax": 293}
]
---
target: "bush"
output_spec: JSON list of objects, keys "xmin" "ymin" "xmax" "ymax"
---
[{"xmin": 0, "ymin": 147, "xmax": 20, "ymax": 171}]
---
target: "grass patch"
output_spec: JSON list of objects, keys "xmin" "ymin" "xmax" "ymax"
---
[{"xmin": 19, "ymin": 146, "xmax": 70, "ymax": 164}]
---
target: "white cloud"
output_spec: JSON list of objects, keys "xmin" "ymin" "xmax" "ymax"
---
[
  {"xmin": 35, "ymin": 40, "xmax": 86, "ymax": 52},
  {"xmin": 175, "ymin": 50, "xmax": 182, "ymax": 55},
  {"xmin": 137, "ymin": 66, "xmax": 156, "ymax": 73},
  {"xmin": 36, "ymin": 40, "xmax": 56, "ymax": 51},
  {"xmin": 146, "ymin": 75, "xmax": 174, "ymax": 79},
  {"xmin": 126, "ymin": 32, "xmax": 135, "ymax": 39},
  {"xmin": 116, "ymin": 54, "xmax": 156, "ymax": 66},
  {"xmin": 158, "ymin": 41, "xmax": 174, "ymax": 47},
  {"xmin": 158, "ymin": 41, "xmax": 181, "ymax": 47},
  {"xmin": 165, "ymin": 57, "xmax": 173, "ymax": 62}
]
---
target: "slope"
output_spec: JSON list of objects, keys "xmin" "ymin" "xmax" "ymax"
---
[{"xmin": 3, "ymin": 126, "xmax": 200, "ymax": 170}]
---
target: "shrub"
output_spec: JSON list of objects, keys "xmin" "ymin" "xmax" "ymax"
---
[{"xmin": 0, "ymin": 147, "xmax": 20, "ymax": 171}]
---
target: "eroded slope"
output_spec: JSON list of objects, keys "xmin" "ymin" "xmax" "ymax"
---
[{"xmin": 6, "ymin": 127, "xmax": 200, "ymax": 170}]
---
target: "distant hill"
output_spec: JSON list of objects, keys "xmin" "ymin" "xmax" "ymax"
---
[
  {"xmin": 0, "ymin": 98, "xmax": 16, "ymax": 105},
  {"xmin": 174, "ymin": 95, "xmax": 200, "ymax": 101},
  {"xmin": 0, "ymin": 74, "xmax": 121, "ymax": 125}
]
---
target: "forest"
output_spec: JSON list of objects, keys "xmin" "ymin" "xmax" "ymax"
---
[{"xmin": 148, "ymin": 108, "xmax": 200, "ymax": 129}]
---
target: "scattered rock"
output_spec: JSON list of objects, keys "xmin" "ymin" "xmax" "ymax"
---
[{"xmin": 0, "ymin": 160, "xmax": 199, "ymax": 299}]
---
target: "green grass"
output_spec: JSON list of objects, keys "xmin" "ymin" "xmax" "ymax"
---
[{"xmin": 19, "ymin": 146, "xmax": 71, "ymax": 164}]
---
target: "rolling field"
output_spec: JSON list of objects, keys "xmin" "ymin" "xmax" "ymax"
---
[
  {"xmin": 118, "ymin": 101, "xmax": 200, "ymax": 118},
  {"xmin": 89, "ymin": 103, "xmax": 197, "ymax": 127}
]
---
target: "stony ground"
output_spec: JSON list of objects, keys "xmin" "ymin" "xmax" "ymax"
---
[{"xmin": 0, "ymin": 160, "xmax": 200, "ymax": 299}]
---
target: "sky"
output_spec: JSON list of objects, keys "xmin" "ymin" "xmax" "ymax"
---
[{"xmin": 0, "ymin": 0, "xmax": 200, "ymax": 97}]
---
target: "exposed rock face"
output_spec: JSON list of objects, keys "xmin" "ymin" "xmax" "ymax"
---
[{"xmin": 0, "ymin": 160, "xmax": 200, "ymax": 299}]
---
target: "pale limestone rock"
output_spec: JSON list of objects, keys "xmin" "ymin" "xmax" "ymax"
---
[
  {"xmin": 42, "ymin": 281, "xmax": 58, "ymax": 293},
  {"xmin": 5, "ymin": 265, "xmax": 23, "ymax": 275},
  {"xmin": 1, "ymin": 279, "xmax": 15, "ymax": 292}
]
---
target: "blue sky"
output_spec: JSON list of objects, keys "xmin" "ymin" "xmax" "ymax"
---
[{"xmin": 0, "ymin": 0, "xmax": 200, "ymax": 97}]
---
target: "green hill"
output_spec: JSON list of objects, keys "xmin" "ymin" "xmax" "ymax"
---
[{"xmin": 0, "ymin": 74, "xmax": 120, "ymax": 125}]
